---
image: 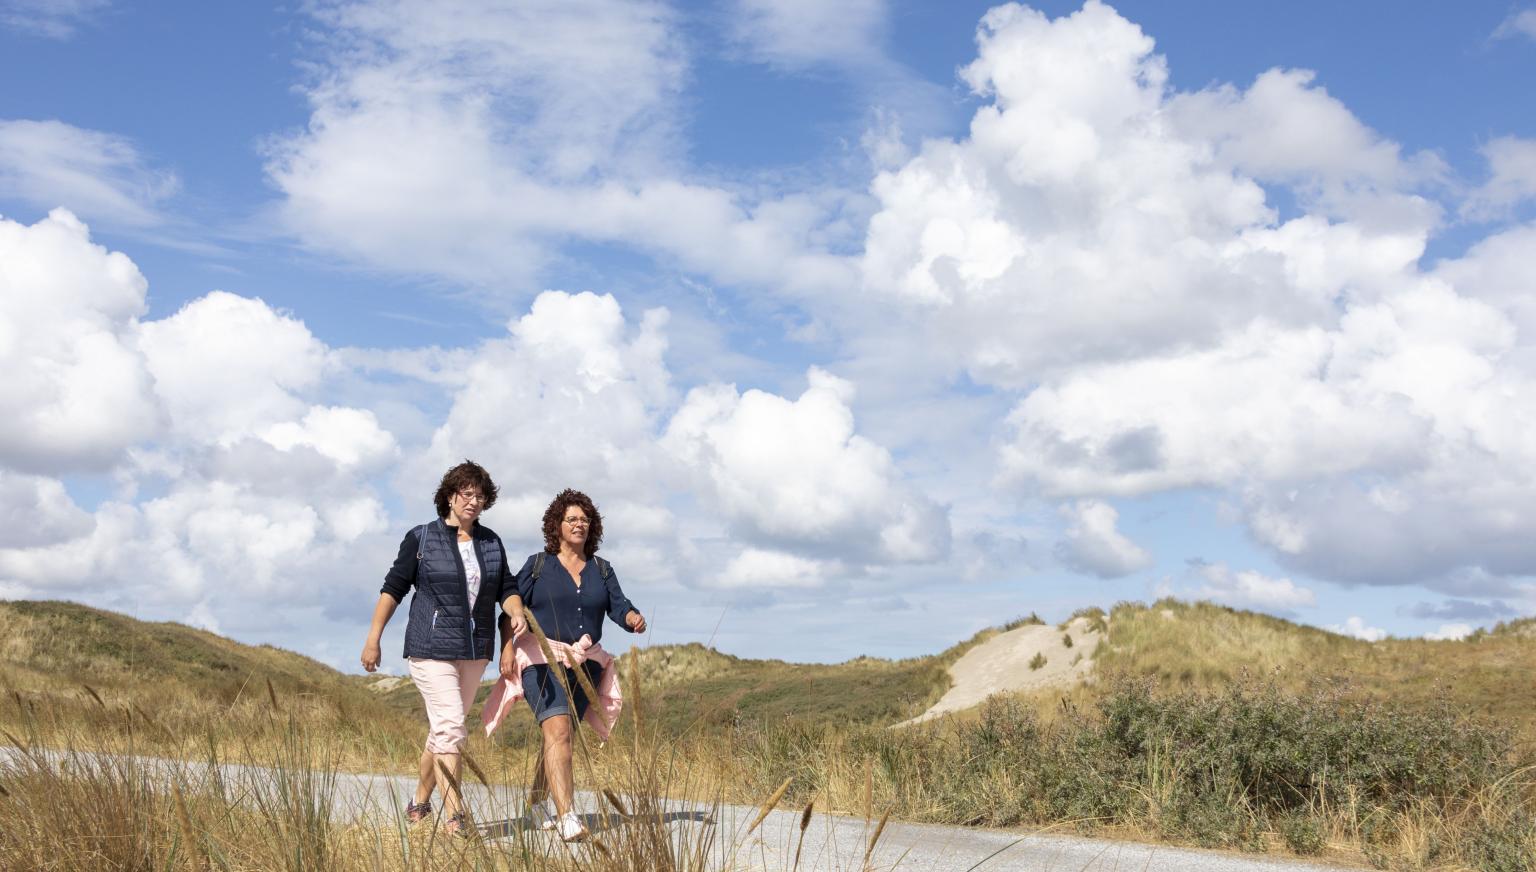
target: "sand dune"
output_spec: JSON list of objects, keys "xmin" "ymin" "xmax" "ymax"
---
[{"xmin": 899, "ymin": 615, "xmax": 1106, "ymax": 725}]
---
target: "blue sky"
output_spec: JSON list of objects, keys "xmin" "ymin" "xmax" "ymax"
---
[{"xmin": 2, "ymin": 0, "xmax": 1535, "ymax": 669}]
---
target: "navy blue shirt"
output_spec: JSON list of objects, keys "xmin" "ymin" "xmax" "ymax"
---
[{"xmin": 515, "ymin": 553, "xmax": 640, "ymax": 645}]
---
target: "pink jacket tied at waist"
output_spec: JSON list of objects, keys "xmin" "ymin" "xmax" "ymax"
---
[{"xmin": 481, "ymin": 633, "xmax": 623, "ymax": 741}]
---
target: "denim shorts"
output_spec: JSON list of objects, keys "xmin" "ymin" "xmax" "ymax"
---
[{"xmin": 520, "ymin": 661, "xmax": 604, "ymax": 724}]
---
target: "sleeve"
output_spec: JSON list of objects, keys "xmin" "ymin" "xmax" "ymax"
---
[
  {"xmin": 380, "ymin": 528, "xmax": 420, "ymax": 603},
  {"xmin": 602, "ymin": 563, "xmax": 639, "ymax": 631},
  {"xmin": 499, "ymin": 549, "xmax": 528, "ymax": 609},
  {"xmin": 510, "ymin": 553, "xmax": 538, "ymax": 606}
]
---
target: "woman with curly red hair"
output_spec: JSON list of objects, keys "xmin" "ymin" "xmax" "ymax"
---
[{"xmin": 485, "ymin": 488, "xmax": 645, "ymax": 842}]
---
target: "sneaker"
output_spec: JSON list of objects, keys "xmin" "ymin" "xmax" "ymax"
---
[
  {"xmin": 556, "ymin": 811, "xmax": 588, "ymax": 843},
  {"xmin": 405, "ymin": 800, "xmax": 432, "ymax": 823},
  {"xmin": 531, "ymin": 799, "xmax": 558, "ymax": 831},
  {"xmin": 445, "ymin": 813, "xmax": 473, "ymax": 838}
]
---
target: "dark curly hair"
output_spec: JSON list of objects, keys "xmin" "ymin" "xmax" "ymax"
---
[
  {"xmin": 541, "ymin": 489, "xmax": 603, "ymax": 558},
  {"xmin": 434, "ymin": 460, "xmax": 499, "ymax": 519}
]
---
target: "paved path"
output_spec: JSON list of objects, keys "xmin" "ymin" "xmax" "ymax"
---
[{"xmin": 3, "ymin": 746, "xmax": 1355, "ymax": 871}]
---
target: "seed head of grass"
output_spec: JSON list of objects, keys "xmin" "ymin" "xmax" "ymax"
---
[{"xmin": 746, "ymin": 776, "xmax": 793, "ymax": 835}]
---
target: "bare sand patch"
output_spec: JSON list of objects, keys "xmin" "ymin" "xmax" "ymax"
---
[
  {"xmin": 897, "ymin": 616, "xmax": 1106, "ymax": 725},
  {"xmin": 367, "ymin": 675, "xmax": 407, "ymax": 693}
]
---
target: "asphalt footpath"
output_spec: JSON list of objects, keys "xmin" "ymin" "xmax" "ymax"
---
[{"xmin": 2, "ymin": 746, "xmax": 1355, "ymax": 871}]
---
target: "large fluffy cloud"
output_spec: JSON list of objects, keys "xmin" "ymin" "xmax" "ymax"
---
[
  {"xmin": 665, "ymin": 367, "xmax": 949, "ymax": 565},
  {"xmin": 1188, "ymin": 561, "xmax": 1316, "ymax": 611},
  {"xmin": 849, "ymin": 1, "xmax": 1536, "ymax": 592},
  {"xmin": 268, "ymin": 0, "xmax": 854, "ymax": 297},
  {"xmin": 416, "ymin": 290, "xmax": 674, "ymax": 525},
  {"xmin": 136, "ymin": 291, "xmax": 349, "ymax": 449},
  {"xmin": 1053, "ymin": 499, "xmax": 1150, "ymax": 578},
  {"xmin": 0, "ymin": 209, "xmax": 162, "ymax": 472},
  {"xmin": 857, "ymin": 1, "xmax": 1437, "ymax": 387},
  {"xmin": 0, "ymin": 212, "xmax": 395, "ymax": 622},
  {"xmin": 414, "ymin": 291, "xmax": 948, "ymax": 588}
]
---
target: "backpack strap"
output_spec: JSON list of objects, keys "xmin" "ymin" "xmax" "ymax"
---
[
  {"xmin": 593, "ymin": 555, "xmax": 612, "ymax": 580},
  {"xmin": 531, "ymin": 552, "xmax": 546, "ymax": 581}
]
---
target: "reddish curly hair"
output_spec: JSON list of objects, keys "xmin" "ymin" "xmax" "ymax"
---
[{"xmin": 541, "ymin": 489, "xmax": 603, "ymax": 558}]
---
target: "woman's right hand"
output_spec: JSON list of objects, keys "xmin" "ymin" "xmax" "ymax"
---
[{"xmin": 361, "ymin": 640, "xmax": 382, "ymax": 673}]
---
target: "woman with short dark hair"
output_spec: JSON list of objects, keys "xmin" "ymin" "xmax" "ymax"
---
[
  {"xmin": 361, "ymin": 460, "xmax": 518, "ymax": 835},
  {"xmin": 484, "ymin": 488, "xmax": 645, "ymax": 842}
]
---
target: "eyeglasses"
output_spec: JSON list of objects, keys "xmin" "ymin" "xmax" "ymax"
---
[
  {"xmin": 563, "ymin": 517, "xmax": 590, "ymax": 527},
  {"xmin": 456, "ymin": 491, "xmax": 487, "ymax": 505}
]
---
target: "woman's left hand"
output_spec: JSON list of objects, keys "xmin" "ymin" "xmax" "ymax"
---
[{"xmin": 625, "ymin": 610, "xmax": 646, "ymax": 633}]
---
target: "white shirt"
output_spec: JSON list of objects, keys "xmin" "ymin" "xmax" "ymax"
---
[{"xmin": 458, "ymin": 538, "xmax": 481, "ymax": 606}]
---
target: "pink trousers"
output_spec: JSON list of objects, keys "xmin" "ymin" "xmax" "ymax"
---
[{"xmin": 407, "ymin": 657, "xmax": 490, "ymax": 754}]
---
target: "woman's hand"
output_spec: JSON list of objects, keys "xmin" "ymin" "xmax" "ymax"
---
[
  {"xmin": 361, "ymin": 639, "xmax": 382, "ymax": 672},
  {"xmin": 499, "ymin": 642, "xmax": 518, "ymax": 680},
  {"xmin": 625, "ymin": 610, "xmax": 647, "ymax": 633},
  {"xmin": 508, "ymin": 611, "xmax": 528, "ymax": 637}
]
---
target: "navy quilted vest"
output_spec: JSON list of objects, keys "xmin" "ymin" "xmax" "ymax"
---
[{"xmin": 401, "ymin": 519, "xmax": 505, "ymax": 660}]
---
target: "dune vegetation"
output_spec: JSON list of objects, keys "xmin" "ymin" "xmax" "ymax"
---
[{"xmin": 2, "ymin": 598, "xmax": 1534, "ymax": 870}]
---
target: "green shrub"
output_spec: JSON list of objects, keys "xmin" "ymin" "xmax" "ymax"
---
[
  {"xmin": 1278, "ymin": 810, "xmax": 1325, "ymax": 855},
  {"xmin": 726, "ymin": 674, "xmax": 1523, "ymax": 864}
]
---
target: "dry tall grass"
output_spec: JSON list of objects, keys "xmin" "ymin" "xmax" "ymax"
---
[
  {"xmin": 1098, "ymin": 599, "xmax": 1536, "ymax": 742},
  {"xmin": 0, "ymin": 662, "xmax": 898, "ymax": 872},
  {"xmin": 0, "ymin": 608, "xmax": 901, "ymax": 872},
  {"xmin": 7, "ymin": 597, "xmax": 1536, "ymax": 871}
]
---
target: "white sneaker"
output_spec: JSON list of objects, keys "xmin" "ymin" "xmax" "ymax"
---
[
  {"xmin": 532, "ymin": 799, "xmax": 557, "ymax": 831},
  {"xmin": 557, "ymin": 811, "xmax": 588, "ymax": 843}
]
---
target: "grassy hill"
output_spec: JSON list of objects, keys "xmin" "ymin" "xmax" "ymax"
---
[
  {"xmin": 374, "ymin": 613, "xmax": 1052, "ymax": 740},
  {"xmin": 5, "ymin": 598, "xmax": 1533, "ymax": 868},
  {"xmin": 0, "ymin": 599, "xmax": 424, "ymax": 767},
  {"xmin": 4, "ymin": 598, "xmax": 368, "ymax": 700},
  {"xmin": 1089, "ymin": 599, "xmax": 1536, "ymax": 738},
  {"xmin": 2, "ymin": 598, "xmax": 1038, "ymax": 764},
  {"xmin": 11, "ymin": 596, "xmax": 1535, "ymax": 748}
]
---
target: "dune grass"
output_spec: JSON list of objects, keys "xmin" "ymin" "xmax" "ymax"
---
[
  {"xmin": 0, "ymin": 628, "xmax": 871, "ymax": 872},
  {"xmin": 1096, "ymin": 599, "xmax": 1536, "ymax": 742},
  {"xmin": 6, "ymin": 597, "xmax": 1536, "ymax": 870},
  {"xmin": 721, "ymin": 677, "xmax": 1536, "ymax": 871}
]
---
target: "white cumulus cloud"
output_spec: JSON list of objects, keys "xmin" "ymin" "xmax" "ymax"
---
[
  {"xmin": 0, "ymin": 213, "xmax": 400, "ymax": 628},
  {"xmin": 720, "ymin": 547, "xmax": 834, "ymax": 589},
  {"xmin": 267, "ymin": 0, "xmax": 855, "ymax": 297},
  {"xmin": 1190, "ymin": 561, "xmax": 1316, "ymax": 610},
  {"xmin": 0, "ymin": 209, "xmax": 162, "ymax": 473},
  {"xmin": 842, "ymin": 2, "xmax": 1536, "ymax": 592},
  {"xmin": 1053, "ymin": 499, "xmax": 1151, "ymax": 578},
  {"xmin": 1426, "ymin": 622, "xmax": 1474, "ymax": 641},
  {"xmin": 137, "ymin": 291, "xmax": 329, "ymax": 443},
  {"xmin": 665, "ymin": 367, "xmax": 949, "ymax": 564},
  {"xmin": 1328, "ymin": 616, "xmax": 1387, "ymax": 642}
]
